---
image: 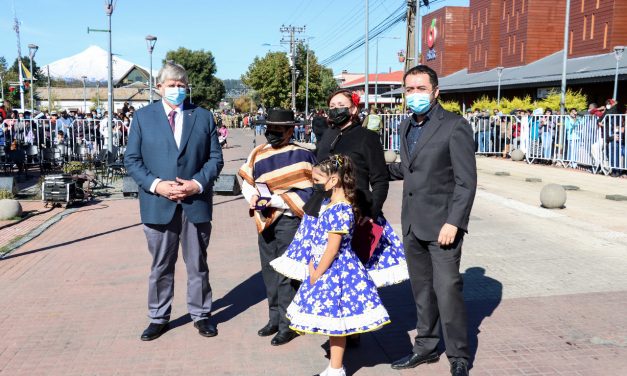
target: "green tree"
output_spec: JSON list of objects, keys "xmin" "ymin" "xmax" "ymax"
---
[
  {"xmin": 164, "ymin": 48, "xmax": 225, "ymax": 109},
  {"xmin": 233, "ymin": 94, "xmax": 258, "ymax": 114},
  {"xmin": 242, "ymin": 52, "xmax": 291, "ymax": 109},
  {"xmin": 294, "ymin": 43, "xmax": 337, "ymax": 111}
]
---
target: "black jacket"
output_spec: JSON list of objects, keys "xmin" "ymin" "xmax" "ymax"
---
[
  {"xmin": 388, "ymin": 104, "xmax": 477, "ymax": 241},
  {"xmin": 316, "ymin": 122, "xmax": 389, "ymax": 219}
]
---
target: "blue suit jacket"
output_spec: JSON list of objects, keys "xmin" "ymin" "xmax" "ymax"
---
[{"xmin": 124, "ymin": 101, "xmax": 224, "ymax": 225}]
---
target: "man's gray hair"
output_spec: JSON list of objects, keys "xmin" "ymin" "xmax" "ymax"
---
[{"xmin": 157, "ymin": 61, "xmax": 188, "ymax": 84}]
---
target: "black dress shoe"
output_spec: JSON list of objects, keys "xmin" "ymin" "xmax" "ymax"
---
[
  {"xmin": 390, "ymin": 352, "xmax": 440, "ymax": 370},
  {"xmin": 270, "ymin": 330, "xmax": 299, "ymax": 346},
  {"xmin": 450, "ymin": 360, "xmax": 469, "ymax": 376},
  {"xmin": 140, "ymin": 323, "xmax": 168, "ymax": 341},
  {"xmin": 194, "ymin": 319, "xmax": 218, "ymax": 337},
  {"xmin": 257, "ymin": 323, "xmax": 279, "ymax": 337}
]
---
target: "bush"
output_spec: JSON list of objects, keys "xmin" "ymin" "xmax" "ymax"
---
[
  {"xmin": 470, "ymin": 96, "xmax": 498, "ymax": 112},
  {"xmin": 0, "ymin": 189, "xmax": 14, "ymax": 200},
  {"xmin": 500, "ymin": 95, "xmax": 535, "ymax": 114},
  {"xmin": 439, "ymin": 99, "xmax": 462, "ymax": 114},
  {"xmin": 536, "ymin": 89, "xmax": 588, "ymax": 112}
]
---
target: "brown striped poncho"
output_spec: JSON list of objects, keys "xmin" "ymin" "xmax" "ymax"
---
[{"xmin": 238, "ymin": 143, "xmax": 316, "ymax": 233}]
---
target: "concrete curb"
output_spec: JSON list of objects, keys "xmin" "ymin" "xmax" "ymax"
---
[{"xmin": 0, "ymin": 207, "xmax": 78, "ymax": 259}]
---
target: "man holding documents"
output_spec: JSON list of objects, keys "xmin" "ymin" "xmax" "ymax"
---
[{"xmin": 238, "ymin": 108, "xmax": 316, "ymax": 346}]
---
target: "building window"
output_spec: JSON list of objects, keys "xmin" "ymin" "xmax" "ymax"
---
[
  {"xmin": 500, "ymin": 47, "xmax": 503, "ymax": 65},
  {"xmin": 485, "ymin": 8, "xmax": 488, "ymax": 24},
  {"xmin": 484, "ymin": 50, "xmax": 488, "ymax": 68},
  {"xmin": 508, "ymin": 36, "xmax": 511, "ymax": 55},
  {"xmin": 596, "ymin": 0, "xmax": 600, "ymax": 8},
  {"xmin": 507, "ymin": 13, "xmax": 510, "ymax": 32},
  {"xmin": 521, "ymin": 41, "xmax": 525, "ymax": 62},
  {"xmin": 603, "ymin": 22, "xmax": 608, "ymax": 49},
  {"xmin": 581, "ymin": 0, "xmax": 585, "ymax": 13},
  {"xmin": 590, "ymin": 14, "xmax": 595, "ymax": 39},
  {"xmin": 503, "ymin": 1, "xmax": 506, "ymax": 19},
  {"xmin": 583, "ymin": 16, "xmax": 587, "ymax": 40},
  {"xmin": 513, "ymin": 35, "xmax": 517, "ymax": 53},
  {"xmin": 569, "ymin": 30, "xmax": 573, "ymax": 54},
  {"xmin": 522, "ymin": 0, "xmax": 525, "ymax": 13},
  {"xmin": 516, "ymin": 12, "xmax": 520, "ymax": 29},
  {"xmin": 469, "ymin": 54, "xmax": 472, "ymax": 68},
  {"xmin": 512, "ymin": 0, "xmax": 515, "ymax": 13}
]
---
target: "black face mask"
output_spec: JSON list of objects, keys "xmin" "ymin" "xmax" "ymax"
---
[
  {"xmin": 265, "ymin": 130, "xmax": 285, "ymax": 147},
  {"xmin": 328, "ymin": 107, "xmax": 351, "ymax": 127}
]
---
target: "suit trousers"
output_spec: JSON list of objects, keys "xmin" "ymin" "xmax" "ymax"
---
[
  {"xmin": 143, "ymin": 206, "xmax": 213, "ymax": 324},
  {"xmin": 403, "ymin": 231, "xmax": 469, "ymax": 361},
  {"xmin": 258, "ymin": 215, "xmax": 301, "ymax": 332}
]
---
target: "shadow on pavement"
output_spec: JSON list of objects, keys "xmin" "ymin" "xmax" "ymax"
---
[
  {"xmin": 212, "ymin": 271, "xmax": 266, "ymax": 325},
  {"xmin": 463, "ymin": 266, "xmax": 502, "ymax": 368},
  {"xmin": 342, "ymin": 267, "xmax": 502, "ymax": 375}
]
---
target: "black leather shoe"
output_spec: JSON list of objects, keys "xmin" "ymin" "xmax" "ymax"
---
[
  {"xmin": 140, "ymin": 323, "xmax": 168, "ymax": 341},
  {"xmin": 450, "ymin": 360, "xmax": 469, "ymax": 376},
  {"xmin": 194, "ymin": 319, "xmax": 218, "ymax": 337},
  {"xmin": 257, "ymin": 322, "xmax": 279, "ymax": 337},
  {"xmin": 390, "ymin": 352, "xmax": 440, "ymax": 370},
  {"xmin": 270, "ymin": 330, "xmax": 299, "ymax": 346}
]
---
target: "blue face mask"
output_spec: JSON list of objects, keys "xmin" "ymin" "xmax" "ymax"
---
[
  {"xmin": 406, "ymin": 92, "xmax": 433, "ymax": 115},
  {"xmin": 164, "ymin": 87, "xmax": 187, "ymax": 106}
]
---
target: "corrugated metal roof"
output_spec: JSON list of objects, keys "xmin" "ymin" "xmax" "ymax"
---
[{"xmin": 439, "ymin": 50, "xmax": 627, "ymax": 92}]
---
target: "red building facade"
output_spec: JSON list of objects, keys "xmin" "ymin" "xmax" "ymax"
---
[{"xmin": 420, "ymin": 6, "xmax": 469, "ymax": 77}]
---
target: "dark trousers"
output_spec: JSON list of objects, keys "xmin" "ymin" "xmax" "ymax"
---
[
  {"xmin": 403, "ymin": 231, "xmax": 469, "ymax": 362},
  {"xmin": 143, "ymin": 206, "xmax": 213, "ymax": 324},
  {"xmin": 258, "ymin": 215, "xmax": 300, "ymax": 332}
]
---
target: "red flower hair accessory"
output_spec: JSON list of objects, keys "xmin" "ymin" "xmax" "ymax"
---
[{"xmin": 351, "ymin": 92, "xmax": 360, "ymax": 107}]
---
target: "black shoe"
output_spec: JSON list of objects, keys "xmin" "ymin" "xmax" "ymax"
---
[
  {"xmin": 450, "ymin": 360, "xmax": 469, "ymax": 376},
  {"xmin": 140, "ymin": 323, "xmax": 168, "ymax": 341},
  {"xmin": 270, "ymin": 330, "xmax": 299, "ymax": 346},
  {"xmin": 257, "ymin": 322, "xmax": 279, "ymax": 337},
  {"xmin": 390, "ymin": 352, "xmax": 440, "ymax": 370},
  {"xmin": 194, "ymin": 319, "xmax": 218, "ymax": 337}
]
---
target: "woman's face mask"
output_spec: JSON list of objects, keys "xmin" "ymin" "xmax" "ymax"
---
[
  {"xmin": 327, "ymin": 107, "xmax": 351, "ymax": 127},
  {"xmin": 265, "ymin": 129, "xmax": 286, "ymax": 147}
]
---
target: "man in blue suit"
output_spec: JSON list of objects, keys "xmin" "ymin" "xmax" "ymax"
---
[{"xmin": 125, "ymin": 62, "xmax": 224, "ymax": 341}]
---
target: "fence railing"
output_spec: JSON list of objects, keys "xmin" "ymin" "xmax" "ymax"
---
[
  {"xmin": 379, "ymin": 113, "xmax": 626, "ymax": 175},
  {"xmin": 1, "ymin": 118, "xmax": 127, "ymax": 168}
]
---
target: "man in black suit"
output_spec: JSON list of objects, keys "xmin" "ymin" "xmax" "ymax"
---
[{"xmin": 388, "ymin": 65, "xmax": 477, "ymax": 376}]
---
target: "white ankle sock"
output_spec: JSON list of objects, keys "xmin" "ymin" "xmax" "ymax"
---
[{"xmin": 327, "ymin": 366, "xmax": 346, "ymax": 376}]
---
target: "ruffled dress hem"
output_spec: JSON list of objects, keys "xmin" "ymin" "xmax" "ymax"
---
[
  {"xmin": 270, "ymin": 256, "xmax": 307, "ymax": 282},
  {"xmin": 286, "ymin": 303, "xmax": 390, "ymax": 336},
  {"xmin": 368, "ymin": 260, "xmax": 410, "ymax": 288}
]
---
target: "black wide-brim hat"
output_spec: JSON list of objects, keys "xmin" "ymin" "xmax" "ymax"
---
[{"xmin": 266, "ymin": 108, "xmax": 297, "ymax": 126}]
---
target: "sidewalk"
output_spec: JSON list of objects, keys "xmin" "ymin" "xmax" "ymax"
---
[{"xmin": 0, "ymin": 128, "xmax": 625, "ymax": 375}]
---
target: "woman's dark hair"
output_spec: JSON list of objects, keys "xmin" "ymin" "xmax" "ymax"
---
[
  {"xmin": 315, "ymin": 154, "xmax": 360, "ymax": 220},
  {"xmin": 326, "ymin": 89, "xmax": 361, "ymax": 125}
]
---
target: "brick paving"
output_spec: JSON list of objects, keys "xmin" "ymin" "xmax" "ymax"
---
[
  {"xmin": 0, "ymin": 128, "xmax": 625, "ymax": 375},
  {"xmin": 0, "ymin": 201, "xmax": 64, "ymax": 251}
]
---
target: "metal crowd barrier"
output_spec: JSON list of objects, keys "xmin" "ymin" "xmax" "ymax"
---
[
  {"xmin": 378, "ymin": 113, "xmax": 626, "ymax": 175},
  {"xmin": 1, "ymin": 118, "xmax": 127, "ymax": 172}
]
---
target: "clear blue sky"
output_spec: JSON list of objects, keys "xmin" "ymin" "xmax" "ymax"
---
[{"xmin": 0, "ymin": 0, "xmax": 467, "ymax": 80}]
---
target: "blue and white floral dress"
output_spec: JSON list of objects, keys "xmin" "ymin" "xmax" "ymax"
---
[
  {"xmin": 273, "ymin": 201, "xmax": 390, "ymax": 336},
  {"xmin": 271, "ymin": 200, "xmax": 408, "ymax": 288}
]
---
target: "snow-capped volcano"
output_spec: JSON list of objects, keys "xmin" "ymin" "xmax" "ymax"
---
[{"xmin": 42, "ymin": 45, "xmax": 150, "ymax": 83}]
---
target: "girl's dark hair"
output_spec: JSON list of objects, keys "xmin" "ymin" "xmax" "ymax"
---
[
  {"xmin": 314, "ymin": 154, "xmax": 360, "ymax": 220},
  {"xmin": 326, "ymin": 89, "xmax": 361, "ymax": 125}
]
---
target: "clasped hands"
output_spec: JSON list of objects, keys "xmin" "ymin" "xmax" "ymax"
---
[{"xmin": 155, "ymin": 178, "xmax": 200, "ymax": 201}]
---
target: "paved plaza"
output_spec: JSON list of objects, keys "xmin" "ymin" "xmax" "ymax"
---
[{"xmin": 0, "ymin": 128, "xmax": 626, "ymax": 375}]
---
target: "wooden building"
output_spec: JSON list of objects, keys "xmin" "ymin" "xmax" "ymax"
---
[
  {"xmin": 420, "ymin": 6, "xmax": 470, "ymax": 77},
  {"xmin": 568, "ymin": 0, "xmax": 627, "ymax": 58},
  {"xmin": 499, "ymin": 0, "xmax": 566, "ymax": 67},
  {"xmin": 467, "ymin": 0, "xmax": 502, "ymax": 72}
]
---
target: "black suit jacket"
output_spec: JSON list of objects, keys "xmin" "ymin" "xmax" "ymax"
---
[{"xmin": 388, "ymin": 104, "xmax": 477, "ymax": 241}]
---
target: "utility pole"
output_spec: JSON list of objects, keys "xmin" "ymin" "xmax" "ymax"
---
[
  {"xmin": 280, "ymin": 24, "xmax": 306, "ymax": 111},
  {"xmin": 404, "ymin": 0, "xmax": 417, "ymax": 73}
]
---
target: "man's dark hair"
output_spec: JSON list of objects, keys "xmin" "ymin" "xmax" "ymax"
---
[{"xmin": 403, "ymin": 65, "xmax": 439, "ymax": 88}]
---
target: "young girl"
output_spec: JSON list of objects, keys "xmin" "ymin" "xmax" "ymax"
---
[{"xmin": 271, "ymin": 155, "xmax": 390, "ymax": 376}]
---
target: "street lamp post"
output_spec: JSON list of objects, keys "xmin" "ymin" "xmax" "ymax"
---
[
  {"xmin": 613, "ymin": 46, "xmax": 625, "ymax": 101},
  {"xmin": 496, "ymin": 66, "xmax": 504, "ymax": 106},
  {"xmin": 145, "ymin": 35, "xmax": 157, "ymax": 103},
  {"xmin": 28, "ymin": 43, "xmax": 38, "ymax": 114},
  {"xmin": 305, "ymin": 37, "xmax": 315, "ymax": 120},
  {"xmin": 82, "ymin": 75, "xmax": 87, "ymax": 113},
  {"xmin": 105, "ymin": 1, "xmax": 114, "ymax": 158},
  {"xmin": 559, "ymin": 0, "xmax": 571, "ymax": 114},
  {"xmin": 375, "ymin": 36, "xmax": 400, "ymax": 108},
  {"xmin": 0, "ymin": 74, "xmax": 4, "ymax": 102}
]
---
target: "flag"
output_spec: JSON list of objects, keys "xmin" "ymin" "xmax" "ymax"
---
[{"xmin": 22, "ymin": 62, "xmax": 32, "ymax": 80}]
